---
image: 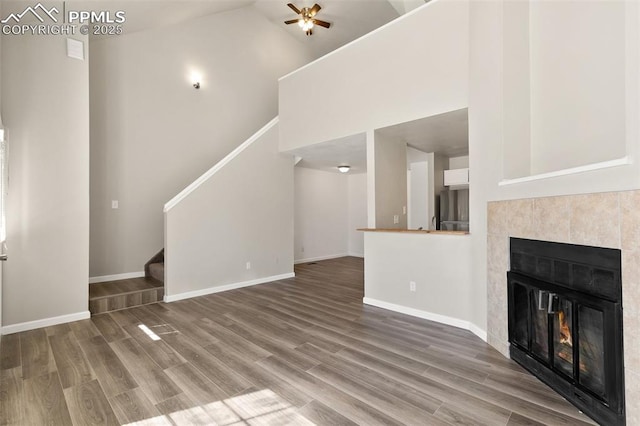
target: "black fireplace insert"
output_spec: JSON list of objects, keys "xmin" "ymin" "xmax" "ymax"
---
[{"xmin": 508, "ymin": 238, "xmax": 624, "ymax": 426}]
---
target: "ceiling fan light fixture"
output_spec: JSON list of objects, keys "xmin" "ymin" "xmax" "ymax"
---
[
  {"xmin": 338, "ymin": 165, "xmax": 350, "ymax": 173},
  {"xmin": 284, "ymin": 3, "xmax": 330, "ymax": 36}
]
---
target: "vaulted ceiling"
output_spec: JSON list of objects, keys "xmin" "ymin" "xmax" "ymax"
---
[
  {"xmin": 253, "ymin": 0, "xmax": 402, "ymax": 57},
  {"xmin": 65, "ymin": 0, "xmax": 417, "ymax": 57}
]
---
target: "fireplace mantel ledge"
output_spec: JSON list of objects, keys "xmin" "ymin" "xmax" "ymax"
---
[{"xmin": 498, "ymin": 156, "xmax": 631, "ymax": 186}]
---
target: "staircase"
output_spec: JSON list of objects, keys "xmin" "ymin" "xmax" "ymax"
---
[
  {"xmin": 145, "ymin": 249, "xmax": 165, "ymax": 283},
  {"xmin": 88, "ymin": 249, "xmax": 165, "ymax": 315}
]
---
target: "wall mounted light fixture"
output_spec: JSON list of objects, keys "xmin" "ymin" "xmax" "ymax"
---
[
  {"xmin": 338, "ymin": 165, "xmax": 350, "ymax": 173},
  {"xmin": 191, "ymin": 72, "xmax": 202, "ymax": 89}
]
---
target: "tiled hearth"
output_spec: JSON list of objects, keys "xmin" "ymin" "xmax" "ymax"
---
[{"xmin": 487, "ymin": 191, "xmax": 640, "ymax": 425}]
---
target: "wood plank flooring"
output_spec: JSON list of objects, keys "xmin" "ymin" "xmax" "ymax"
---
[
  {"xmin": 89, "ymin": 277, "xmax": 164, "ymax": 315},
  {"xmin": 0, "ymin": 257, "xmax": 597, "ymax": 425}
]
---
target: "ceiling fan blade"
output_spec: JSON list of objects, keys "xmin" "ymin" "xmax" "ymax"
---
[
  {"xmin": 312, "ymin": 18, "xmax": 331, "ymax": 28},
  {"xmin": 310, "ymin": 4, "xmax": 321, "ymax": 16},
  {"xmin": 284, "ymin": 19, "xmax": 299, "ymax": 25},
  {"xmin": 287, "ymin": 3, "xmax": 301, "ymax": 14}
]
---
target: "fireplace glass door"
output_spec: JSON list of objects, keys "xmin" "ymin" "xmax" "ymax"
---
[
  {"xmin": 531, "ymin": 290, "xmax": 549, "ymax": 362},
  {"xmin": 508, "ymin": 272, "xmax": 621, "ymax": 413},
  {"xmin": 508, "ymin": 238, "xmax": 624, "ymax": 426},
  {"xmin": 578, "ymin": 304, "xmax": 605, "ymax": 397},
  {"xmin": 552, "ymin": 297, "xmax": 573, "ymax": 378}
]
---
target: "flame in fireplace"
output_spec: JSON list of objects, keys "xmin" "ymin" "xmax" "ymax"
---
[{"xmin": 559, "ymin": 310, "xmax": 572, "ymax": 346}]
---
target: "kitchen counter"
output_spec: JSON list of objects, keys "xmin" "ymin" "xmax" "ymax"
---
[{"xmin": 358, "ymin": 228, "xmax": 469, "ymax": 235}]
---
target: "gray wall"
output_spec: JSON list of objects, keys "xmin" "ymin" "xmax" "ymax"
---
[
  {"xmin": 1, "ymin": 32, "xmax": 90, "ymax": 327},
  {"xmin": 89, "ymin": 6, "xmax": 313, "ymax": 278},
  {"xmin": 164, "ymin": 121, "xmax": 293, "ymax": 298}
]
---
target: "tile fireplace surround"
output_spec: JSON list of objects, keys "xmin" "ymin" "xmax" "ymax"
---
[{"xmin": 487, "ymin": 191, "xmax": 640, "ymax": 425}]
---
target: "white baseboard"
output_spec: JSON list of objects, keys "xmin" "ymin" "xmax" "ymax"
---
[
  {"xmin": 89, "ymin": 271, "xmax": 145, "ymax": 284},
  {"xmin": 363, "ymin": 297, "xmax": 487, "ymax": 342},
  {"xmin": 294, "ymin": 253, "xmax": 349, "ymax": 264},
  {"xmin": 468, "ymin": 323, "xmax": 488, "ymax": 342},
  {"xmin": 164, "ymin": 272, "xmax": 295, "ymax": 303},
  {"xmin": 348, "ymin": 252, "xmax": 364, "ymax": 258},
  {"xmin": 1, "ymin": 311, "xmax": 91, "ymax": 335}
]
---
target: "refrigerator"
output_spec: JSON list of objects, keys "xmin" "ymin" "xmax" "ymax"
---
[{"xmin": 438, "ymin": 189, "xmax": 469, "ymax": 231}]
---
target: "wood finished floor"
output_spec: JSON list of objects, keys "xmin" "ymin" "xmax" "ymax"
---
[
  {"xmin": 89, "ymin": 277, "xmax": 165, "ymax": 315},
  {"xmin": 0, "ymin": 257, "xmax": 596, "ymax": 425}
]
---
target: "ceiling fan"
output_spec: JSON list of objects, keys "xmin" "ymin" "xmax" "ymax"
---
[{"xmin": 284, "ymin": 3, "xmax": 331, "ymax": 36}]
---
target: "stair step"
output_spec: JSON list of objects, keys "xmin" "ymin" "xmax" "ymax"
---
[
  {"xmin": 89, "ymin": 277, "xmax": 164, "ymax": 315},
  {"xmin": 148, "ymin": 262, "xmax": 164, "ymax": 283}
]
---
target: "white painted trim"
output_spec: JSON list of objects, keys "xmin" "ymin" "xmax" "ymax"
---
[
  {"xmin": 164, "ymin": 272, "xmax": 294, "ymax": 303},
  {"xmin": 498, "ymin": 156, "xmax": 632, "ymax": 186},
  {"xmin": 294, "ymin": 253, "xmax": 349, "ymax": 265},
  {"xmin": 363, "ymin": 297, "xmax": 487, "ymax": 342},
  {"xmin": 468, "ymin": 323, "xmax": 488, "ymax": 342},
  {"xmin": 89, "ymin": 271, "xmax": 145, "ymax": 284},
  {"xmin": 1, "ymin": 311, "xmax": 90, "ymax": 335},
  {"xmin": 279, "ymin": 0, "xmax": 438, "ymax": 81},
  {"xmin": 164, "ymin": 117, "xmax": 279, "ymax": 212},
  {"xmin": 348, "ymin": 252, "xmax": 365, "ymax": 258}
]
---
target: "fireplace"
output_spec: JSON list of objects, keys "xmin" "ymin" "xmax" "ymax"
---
[{"xmin": 508, "ymin": 238, "xmax": 625, "ymax": 426}]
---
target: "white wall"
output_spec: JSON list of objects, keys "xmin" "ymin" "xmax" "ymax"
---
[
  {"xmin": 528, "ymin": 1, "xmax": 626, "ymax": 175},
  {"xmin": 408, "ymin": 162, "xmax": 429, "ymax": 229},
  {"xmin": 347, "ymin": 173, "xmax": 367, "ymax": 257},
  {"xmin": 407, "ymin": 146, "xmax": 429, "ymax": 164},
  {"xmin": 433, "ymin": 153, "xmax": 447, "ymax": 211},
  {"xmin": 278, "ymin": 0, "xmax": 472, "ymax": 336},
  {"xmin": 279, "ymin": 0, "xmax": 469, "ymax": 151},
  {"xmin": 469, "ymin": 0, "xmax": 640, "ymax": 340},
  {"xmin": 426, "ymin": 152, "xmax": 436, "ymax": 228},
  {"xmin": 294, "ymin": 168, "xmax": 367, "ymax": 262},
  {"xmin": 407, "ymin": 147, "xmax": 431, "ymax": 229},
  {"xmin": 294, "ymin": 167, "xmax": 348, "ymax": 262},
  {"xmin": 164, "ymin": 121, "xmax": 293, "ymax": 300},
  {"xmin": 363, "ymin": 232, "xmax": 476, "ymax": 332},
  {"xmin": 448, "ymin": 155, "xmax": 469, "ymax": 169},
  {"xmin": 0, "ymin": 261, "xmax": 2, "ymax": 330},
  {"xmin": 503, "ymin": 0, "xmax": 630, "ymax": 178},
  {"xmin": 1, "ymin": 32, "xmax": 90, "ymax": 330},
  {"xmin": 0, "ymin": 2, "xmax": 3, "ymax": 330},
  {"xmin": 90, "ymin": 6, "xmax": 313, "ymax": 278},
  {"xmin": 374, "ymin": 133, "xmax": 407, "ymax": 228},
  {"xmin": 502, "ymin": 0, "xmax": 531, "ymax": 180}
]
